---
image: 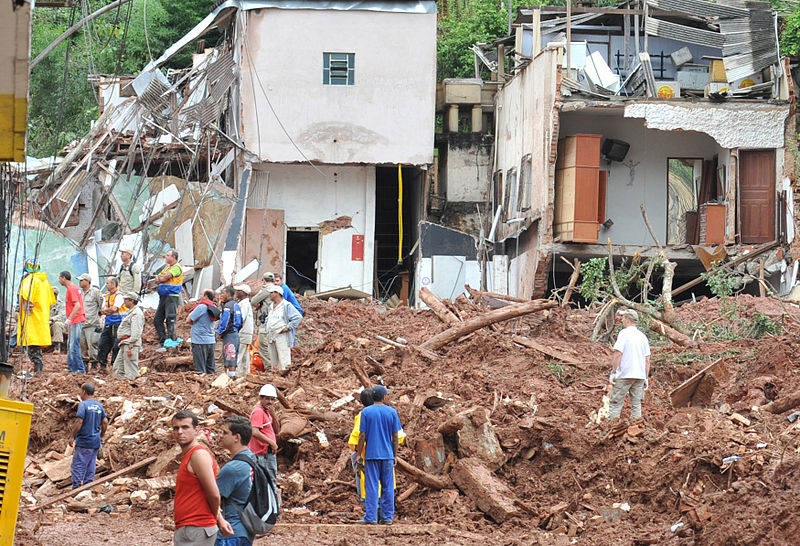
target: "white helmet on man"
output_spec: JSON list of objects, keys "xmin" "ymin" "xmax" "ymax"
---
[{"xmin": 259, "ymin": 384, "xmax": 277, "ymax": 398}]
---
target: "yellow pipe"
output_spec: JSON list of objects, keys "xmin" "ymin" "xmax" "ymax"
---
[{"xmin": 397, "ymin": 164, "xmax": 403, "ymax": 264}]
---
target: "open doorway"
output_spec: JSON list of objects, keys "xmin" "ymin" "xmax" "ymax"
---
[
  {"xmin": 285, "ymin": 230, "xmax": 318, "ymax": 295},
  {"xmin": 667, "ymin": 158, "xmax": 701, "ymax": 245}
]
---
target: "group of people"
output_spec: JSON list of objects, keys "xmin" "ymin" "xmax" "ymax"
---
[
  {"xmin": 17, "ymin": 252, "xmax": 144, "ymax": 378},
  {"xmin": 172, "ymin": 383, "xmax": 281, "ymax": 546},
  {"xmin": 16, "ymin": 247, "xmax": 305, "ymax": 380},
  {"xmin": 186, "ymin": 270, "xmax": 304, "ymax": 377}
]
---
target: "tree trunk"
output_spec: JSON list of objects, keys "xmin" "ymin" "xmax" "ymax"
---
[
  {"xmin": 395, "ymin": 456, "xmax": 451, "ymax": 490},
  {"xmin": 419, "ymin": 287, "xmax": 461, "ymax": 325},
  {"xmin": 763, "ymin": 390, "xmax": 800, "ymax": 414},
  {"xmin": 648, "ymin": 316, "xmax": 696, "ymax": 347},
  {"xmin": 561, "ymin": 258, "xmax": 581, "ymax": 308},
  {"xmin": 465, "ymin": 284, "xmax": 528, "ymax": 304},
  {"xmin": 661, "ymin": 259, "xmax": 676, "ymax": 312},
  {"xmin": 420, "ymin": 299, "xmax": 558, "ymax": 351}
]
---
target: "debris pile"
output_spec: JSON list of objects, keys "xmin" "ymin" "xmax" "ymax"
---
[{"xmin": 13, "ymin": 293, "xmax": 800, "ymax": 544}]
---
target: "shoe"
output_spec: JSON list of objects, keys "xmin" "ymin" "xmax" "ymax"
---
[
  {"xmin": 16, "ymin": 371, "xmax": 34, "ymax": 380},
  {"xmin": 355, "ymin": 518, "xmax": 376, "ymax": 525},
  {"xmin": 378, "ymin": 519, "xmax": 393, "ymax": 525}
]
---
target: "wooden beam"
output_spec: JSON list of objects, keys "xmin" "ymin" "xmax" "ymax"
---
[
  {"xmin": 34, "ymin": 456, "xmax": 158, "ymax": 510},
  {"xmin": 419, "ymin": 287, "xmax": 461, "ymax": 326},
  {"xmin": 511, "ymin": 335, "xmax": 581, "ymax": 364},
  {"xmin": 672, "ymin": 241, "xmax": 779, "ymax": 297},
  {"xmin": 669, "ymin": 359, "xmax": 726, "ymax": 408},
  {"xmin": 395, "ymin": 457, "xmax": 451, "ymax": 490},
  {"xmin": 465, "ymin": 284, "xmax": 528, "ymax": 304},
  {"xmin": 421, "ymin": 299, "xmax": 558, "ymax": 351}
]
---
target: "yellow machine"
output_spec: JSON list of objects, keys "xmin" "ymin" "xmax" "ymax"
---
[{"xmin": 0, "ymin": 366, "xmax": 33, "ymax": 544}]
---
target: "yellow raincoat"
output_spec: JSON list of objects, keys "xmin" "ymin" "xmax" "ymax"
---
[
  {"xmin": 18, "ymin": 272, "xmax": 56, "ymax": 347},
  {"xmin": 348, "ymin": 411, "xmax": 406, "ymax": 500}
]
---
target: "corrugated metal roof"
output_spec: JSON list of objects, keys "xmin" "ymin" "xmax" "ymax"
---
[
  {"xmin": 645, "ymin": 18, "xmax": 725, "ymax": 48},
  {"xmin": 646, "ymin": 0, "xmax": 748, "ymax": 19}
]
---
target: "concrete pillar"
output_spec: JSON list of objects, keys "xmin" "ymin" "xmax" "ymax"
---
[
  {"xmin": 471, "ymin": 105, "xmax": 482, "ymax": 133},
  {"xmin": 448, "ymin": 104, "xmax": 459, "ymax": 133}
]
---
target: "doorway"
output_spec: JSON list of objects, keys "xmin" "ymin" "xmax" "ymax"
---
[
  {"xmin": 285, "ymin": 230, "xmax": 318, "ymax": 295},
  {"xmin": 667, "ymin": 158, "xmax": 701, "ymax": 245}
]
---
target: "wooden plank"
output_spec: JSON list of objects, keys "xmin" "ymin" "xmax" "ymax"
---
[
  {"xmin": 669, "ymin": 359, "xmax": 726, "ymax": 408},
  {"xmin": 511, "ymin": 335, "xmax": 581, "ymax": 365},
  {"xmin": 34, "ymin": 456, "xmax": 158, "ymax": 510}
]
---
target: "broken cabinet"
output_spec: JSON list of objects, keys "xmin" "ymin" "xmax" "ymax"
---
[{"xmin": 554, "ymin": 134, "xmax": 602, "ymax": 243}]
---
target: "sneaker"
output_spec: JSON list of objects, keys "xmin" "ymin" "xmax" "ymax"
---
[
  {"xmin": 378, "ymin": 519, "xmax": 393, "ymax": 525},
  {"xmin": 16, "ymin": 371, "xmax": 34, "ymax": 380},
  {"xmin": 355, "ymin": 518, "xmax": 376, "ymax": 525}
]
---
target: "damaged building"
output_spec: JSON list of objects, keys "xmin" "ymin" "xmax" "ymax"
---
[
  {"xmin": 27, "ymin": 0, "xmax": 436, "ymax": 303},
  {"xmin": 433, "ymin": 0, "xmax": 798, "ymax": 302}
]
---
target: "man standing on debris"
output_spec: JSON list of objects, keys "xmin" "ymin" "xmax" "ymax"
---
[
  {"xmin": 233, "ymin": 285, "xmax": 254, "ymax": 378},
  {"xmin": 70, "ymin": 382, "xmax": 108, "ymax": 489},
  {"xmin": 118, "ymin": 248, "xmax": 142, "ymax": 296},
  {"xmin": 216, "ymin": 416, "xmax": 257, "ymax": 546},
  {"xmin": 113, "ymin": 293, "xmax": 145, "ymax": 379},
  {"xmin": 217, "ymin": 286, "xmax": 241, "ymax": 378},
  {"xmin": 59, "ymin": 271, "xmax": 86, "ymax": 374},
  {"xmin": 355, "ymin": 385, "xmax": 402, "ymax": 525},
  {"xmin": 258, "ymin": 285, "xmax": 302, "ymax": 372},
  {"xmin": 273, "ymin": 272, "xmax": 303, "ymax": 316},
  {"xmin": 78, "ymin": 274, "xmax": 103, "ymax": 370},
  {"xmin": 18, "ymin": 260, "xmax": 56, "ymax": 376},
  {"xmin": 608, "ymin": 309, "xmax": 651, "ymax": 420},
  {"xmin": 172, "ymin": 410, "xmax": 226, "ymax": 546},
  {"xmin": 248, "ymin": 384, "xmax": 281, "ymax": 484},
  {"xmin": 155, "ymin": 249, "xmax": 184, "ymax": 347},
  {"xmin": 97, "ymin": 277, "xmax": 125, "ymax": 371},
  {"xmin": 186, "ymin": 289, "xmax": 218, "ymax": 374},
  {"xmin": 49, "ymin": 287, "xmax": 66, "ymax": 354}
]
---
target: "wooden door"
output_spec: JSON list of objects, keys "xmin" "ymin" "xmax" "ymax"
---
[{"xmin": 739, "ymin": 150, "xmax": 775, "ymax": 243}]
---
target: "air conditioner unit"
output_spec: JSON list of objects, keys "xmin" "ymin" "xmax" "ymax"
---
[{"xmin": 601, "ymin": 139, "xmax": 630, "ymax": 162}]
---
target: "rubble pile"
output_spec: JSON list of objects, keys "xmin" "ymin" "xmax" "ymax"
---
[{"xmin": 13, "ymin": 293, "xmax": 800, "ymax": 545}]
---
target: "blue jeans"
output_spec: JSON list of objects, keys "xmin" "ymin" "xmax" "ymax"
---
[
  {"xmin": 67, "ymin": 322, "xmax": 86, "ymax": 373},
  {"xmin": 71, "ymin": 446, "xmax": 98, "ymax": 488},
  {"xmin": 364, "ymin": 459, "xmax": 395, "ymax": 523}
]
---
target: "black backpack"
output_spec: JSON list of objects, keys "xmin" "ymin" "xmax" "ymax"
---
[{"xmin": 231, "ymin": 452, "xmax": 280, "ymax": 536}]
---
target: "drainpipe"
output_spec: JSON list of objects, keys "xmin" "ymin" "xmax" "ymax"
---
[{"xmin": 398, "ymin": 165, "xmax": 403, "ymax": 264}]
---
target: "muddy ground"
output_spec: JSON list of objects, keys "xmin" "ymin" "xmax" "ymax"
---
[{"xmin": 10, "ymin": 292, "xmax": 800, "ymax": 545}]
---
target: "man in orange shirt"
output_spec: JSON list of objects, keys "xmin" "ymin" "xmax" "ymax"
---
[{"xmin": 172, "ymin": 410, "xmax": 230, "ymax": 546}]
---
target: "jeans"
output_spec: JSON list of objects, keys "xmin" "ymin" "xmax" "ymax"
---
[
  {"xmin": 221, "ymin": 331, "xmax": 239, "ymax": 370},
  {"xmin": 155, "ymin": 294, "xmax": 180, "ymax": 344},
  {"xmin": 67, "ymin": 322, "xmax": 85, "ymax": 373},
  {"xmin": 71, "ymin": 446, "xmax": 98, "ymax": 488},
  {"xmin": 192, "ymin": 343, "xmax": 216, "ymax": 374},
  {"xmin": 364, "ymin": 459, "xmax": 395, "ymax": 523},
  {"xmin": 254, "ymin": 452, "xmax": 278, "ymax": 484}
]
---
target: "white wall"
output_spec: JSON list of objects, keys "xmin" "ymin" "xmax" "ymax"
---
[
  {"xmin": 445, "ymin": 141, "xmax": 491, "ymax": 202},
  {"xmin": 248, "ymin": 164, "xmax": 375, "ymax": 293},
  {"xmin": 240, "ymin": 8, "xmax": 436, "ymax": 165},
  {"xmin": 559, "ymin": 114, "xmax": 725, "ymax": 246}
]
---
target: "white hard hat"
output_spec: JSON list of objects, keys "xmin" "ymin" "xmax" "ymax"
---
[{"xmin": 259, "ymin": 384, "xmax": 277, "ymax": 398}]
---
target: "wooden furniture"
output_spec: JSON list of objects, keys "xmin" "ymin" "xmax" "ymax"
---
[
  {"xmin": 699, "ymin": 203, "xmax": 726, "ymax": 244},
  {"xmin": 554, "ymin": 134, "xmax": 602, "ymax": 242}
]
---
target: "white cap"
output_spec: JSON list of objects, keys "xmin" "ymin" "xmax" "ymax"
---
[
  {"xmin": 266, "ymin": 284, "xmax": 283, "ymax": 294},
  {"xmin": 259, "ymin": 384, "xmax": 277, "ymax": 398},
  {"xmin": 233, "ymin": 283, "xmax": 251, "ymax": 295}
]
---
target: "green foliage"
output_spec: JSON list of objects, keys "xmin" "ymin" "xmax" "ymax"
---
[
  {"xmin": 700, "ymin": 266, "xmax": 739, "ymax": 298},
  {"xmin": 745, "ymin": 312, "xmax": 782, "ymax": 339},
  {"xmin": 779, "ymin": 4, "xmax": 800, "ymax": 55},
  {"xmin": 437, "ymin": 0, "xmax": 510, "ymax": 80},
  {"xmin": 687, "ymin": 302, "xmax": 782, "ymax": 342},
  {"xmin": 579, "ymin": 257, "xmax": 609, "ymax": 303}
]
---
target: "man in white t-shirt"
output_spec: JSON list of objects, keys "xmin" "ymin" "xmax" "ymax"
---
[{"xmin": 608, "ymin": 309, "xmax": 651, "ymax": 419}]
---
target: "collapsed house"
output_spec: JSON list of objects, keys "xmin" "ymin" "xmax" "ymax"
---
[
  {"xmin": 27, "ymin": 0, "xmax": 436, "ymax": 303},
  {"xmin": 26, "ymin": 0, "xmax": 798, "ymax": 305},
  {"xmin": 434, "ymin": 0, "xmax": 797, "ymax": 301}
]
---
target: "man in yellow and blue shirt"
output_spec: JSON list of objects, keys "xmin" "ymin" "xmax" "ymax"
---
[{"xmin": 154, "ymin": 249, "xmax": 183, "ymax": 346}]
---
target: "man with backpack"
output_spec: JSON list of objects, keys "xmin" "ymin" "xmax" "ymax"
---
[
  {"xmin": 118, "ymin": 248, "xmax": 142, "ymax": 296},
  {"xmin": 216, "ymin": 286, "xmax": 242, "ymax": 378},
  {"xmin": 216, "ymin": 416, "xmax": 258, "ymax": 546}
]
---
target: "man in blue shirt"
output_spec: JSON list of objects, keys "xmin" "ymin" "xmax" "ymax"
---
[
  {"xmin": 355, "ymin": 385, "xmax": 402, "ymax": 525},
  {"xmin": 70, "ymin": 382, "xmax": 108, "ymax": 489},
  {"xmin": 273, "ymin": 273, "xmax": 303, "ymax": 316},
  {"xmin": 186, "ymin": 290, "xmax": 218, "ymax": 374},
  {"xmin": 216, "ymin": 416, "xmax": 256, "ymax": 546}
]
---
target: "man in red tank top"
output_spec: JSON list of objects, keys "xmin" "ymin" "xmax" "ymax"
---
[{"xmin": 171, "ymin": 410, "xmax": 231, "ymax": 545}]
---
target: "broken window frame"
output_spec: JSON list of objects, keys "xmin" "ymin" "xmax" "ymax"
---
[
  {"xmin": 519, "ymin": 154, "xmax": 532, "ymax": 213},
  {"xmin": 505, "ymin": 167, "xmax": 518, "ymax": 221},
  {"xmin": 323, "ymin": 52, "xmax": 355, "ymax": 86},
  {"xmin": 667, "ymin": 157, "xmax": 701, "ymax": 245}
]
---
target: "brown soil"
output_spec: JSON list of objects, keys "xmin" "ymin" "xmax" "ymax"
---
[{"xmin": 12, "ymin": 293, "xmax": 800, "ymax": 545}]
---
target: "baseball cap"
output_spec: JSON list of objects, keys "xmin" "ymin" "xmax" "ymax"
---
[
  {"xmin": 372, "ymin": 385, "xmax": 391, "ymax": 400},
  {"xmin": 266, "ymin": 284, "xmax": 283, "ymax": 294},
  {"xmin": 124, "ymin": 292, "xmax": 140, "ymax": 302},
  {"xmin": 233, "ymin": 284, "xmax": 251, "ymax": 295},
  {"xmin": 120, "ymin": 248, "xmax": 134, "ymax": 255},
  {"xmin": 617, "ymin": 308, "xmax": 638, "ymax": 321},
  {"xmin": 78, "ymin": 273, "xmax": 92, "ymax": 282},
  {"xmin": 263, "ymin": 271, "xmax": 275, "ymax": 281}
]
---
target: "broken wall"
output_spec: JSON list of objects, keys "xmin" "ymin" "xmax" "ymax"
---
[
  {"xmin": 559, "ymin": 112, "xmax": 728, "ymax": 246},
  {"xmin": 239, "ymin": 8, "xmax": 436, "ymax": 165},
  {"xmin": 247, "ymin": 163, "xmax": 375, "ymax": 294}
]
